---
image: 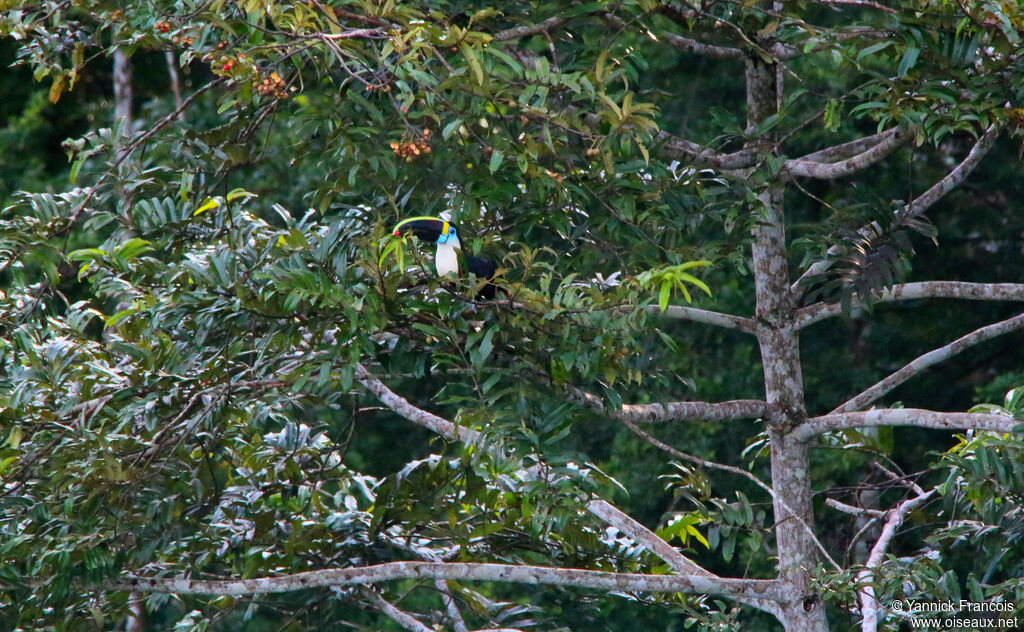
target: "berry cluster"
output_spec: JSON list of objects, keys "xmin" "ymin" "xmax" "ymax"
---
[
  {"xmin": 253, "ymin": 72, "xmax": 288, "ymax": 99},
  {"xmin": 389, "ymin": 129, "xmax": 432, "ymax": 161}
]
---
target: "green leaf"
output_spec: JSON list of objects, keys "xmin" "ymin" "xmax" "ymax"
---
[
  {"xmin": 676, "ymin": 272, "xmax": 712, "ymax": 297},
  {"xmin": 685, "ymin": 523, "xmax": 710, "ymax": 548},
  {"xmin": 67, "ymin": 248, "xmax": 107, "ymax": 262},
  {"xmin": 115, "ymin": 238, "xmax": 154, "ymax": 261},
  {"xmin": 194, "ymin": 198, "xmax": 220, "ymax": 216},
  {"xmin": 105, "ymin": 307, "xmax": 138, "ymax": 328},
  {"xmin": 488, "ymin": 149, "xmax": 504, "ymax": 174},
  {"xmin": 898, "ymin": 46, "xmax": 920, "ymax": 77},
  {"xmin": 226, "ymin": 188, "xmax": 257, "ymax": 202},
  {"xmin": 460, "ymin": 42, "xmax": 485, "ymax": 85}
]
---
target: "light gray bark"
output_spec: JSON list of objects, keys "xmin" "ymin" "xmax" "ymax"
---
[
  {"xmin": 566, "ymin": 385, "xmax": 769, "ymax": 423},
  {"xmin": 795, "ymin": 409, "xmax": 1018, "ymax": 441},
  {"xmin": 653, "ymin": 304, "xmax": 760, "ymax": 334},
  {"xmin": 114, "ymin": 561, "xmax": 784, "ymax": 601},
  {"xmin": 792, "ymin": 125, "xmax": 1000, "ymax": 295},
  {"xmin": 745, "ymin": 55, "xmax": 829, "ymax": 632},
  {"xmin": 113, "ymin": 49, "xmax": 132, "ymax": 134},
  {"xmin": 785, "ymin": 129, "xmax": 907, "ymax": 179},
  {"xmin": 353, "ymin": 365, "xmax": 729, "ymax": 587},
  {"xmin": 857, "ymin": 490, "xmax": 936, "ymax": 632},
  {"xmin": 796, "ymin": 128, "xmax": 900, "ymax": 163},
  {"xmin": 833, "ymin": 312, "xmax": 1024, "ymax": 413},
  {"xmin": 656, "ymin": 130, "xmax": 758, "ymax": 169},
  {"xmin": 493, "ymin": 17, "xmax": 566, "ymax": 41},
  {"xmin": 797, "ymin": 281, "xmax": 1024, "ymax": 327},
  {"xmin": 364, "ymin": 590, "xmax": 434, "ymax": 632}
]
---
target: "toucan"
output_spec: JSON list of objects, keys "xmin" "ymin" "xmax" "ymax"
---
[{"xmin": 392, "ymin": 216, "xmax": 499, "ymax": 299}]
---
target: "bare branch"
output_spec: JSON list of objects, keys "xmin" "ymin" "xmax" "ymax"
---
[
  {"xmin": 319, "ymin": 28, "xmax": 386, "ymax": 40},
  {"xmin": 164, "ymin": 51, "xmax": 183, "ymax": 113},
  {"xmin": 796, "ymin": 128, "xmax": 900, "ymax": 163},
  {"xmin": 651, "ymin": 304, "xmax": 761, "ymax": 334},
  {"xmin": 792, "ymin": 125, "xmax": 1000, "ymax": 295},
  {"xmin": 661, "ymin": 31, "xmax": 744, "ymax": 59},
  {"xmin": 355, "ymin": 363, "xmax": 476, "ymax": 443},
  {"xmin": 584, "ymin": 500, "xmax": 714, "ymax": 578},
  {"xmin": 900, "ymin": 124, "xmax": 1000, "ymax": 219},
  {"xmin": 784, "ymin": 128, "xmax": 907, "ymax": 179},
  {"xmin": 603, "ymin": 12, "xmax": 743, "ymax": 60},
  {"xmin": 613, "ymin": 414, "xmax": 842, "ymax": 575},
  {"xmin": 354, "ymin": 365, "xmax": 722, "ymax": 588},
  {"xmin": 797, "ymin": 281, "xmax": 1024, "ymax": 328},
  {"xmin": 870, "ymin": 462, "xmax": 925, "ymax": 495},
  {"xmin": 364, "ymin": 590, "xmax": 433, "ymax": 632},
  {"xmin": 437, "ymin": 580, "xmax": 470, "ymax": 632},
  {"xmin": 826, "ymin": 498, "xmax": 885, "ymax": 518},
  {"xmin": 113, "ymin": 561, "xmax": 784, "ymax": 602},
  {"xmin": 833, "ymin": 312, "xmax": 1024, "ymax": 413},
  {"xmin": 858, "ymin": 489, "xmax": 936, "ymax": 632},
  {"xmin": 774, "ymin": 29, "xmax": 891, "ymax": 61},
  {"xmin": 656, "ymin": 131, "xmax": 758, "ymax": 169},
  {"xmin": 566, "ymin": 385, "xmax": 768, "ymax": 423},
  {"xmin": 794, "ymin": 408, "xmax": 1017, "ymax": 441},
  {"xmin": 493, "ymin": 17, "xmax": 566, "ymax": 41}
]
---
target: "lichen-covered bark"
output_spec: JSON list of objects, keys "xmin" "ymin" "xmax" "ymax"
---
[
  {"xmin": 115, "ymin": 561, "xmax": 783, "ymax": 601},
  {"xmin": 746, "ymin": 57, "xmax": 829, "ymax": 632}
]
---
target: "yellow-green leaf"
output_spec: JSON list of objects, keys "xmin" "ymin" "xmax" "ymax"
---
[
  {"xmin": 194, "ymin": 198, "xmax": 220, "ymax": 216},
  {"xmin": 460, "ymin": 42, "xmax": 484, "ymax": 85}
]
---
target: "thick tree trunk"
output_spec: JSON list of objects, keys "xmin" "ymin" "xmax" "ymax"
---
[
  {"xmin": 745, "ymin": 58, "xmax": 829, "ymax": 632},
  {"xmin": 113, "ymin": 49, "xmax": 133, "ymax": 133}
]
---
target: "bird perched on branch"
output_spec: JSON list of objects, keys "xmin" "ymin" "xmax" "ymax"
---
[{"xmin": 392, "ymin": 216, "xmax": 499, "ymax": 299}]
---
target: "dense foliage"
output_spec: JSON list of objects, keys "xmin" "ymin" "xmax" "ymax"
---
[{"xmin": 1, "ymin": 1, "xmax": 1023, "ymax": 631}]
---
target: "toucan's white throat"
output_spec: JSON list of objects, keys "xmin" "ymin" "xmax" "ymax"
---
[{"xmin": 435, "ymin": 237, "xmax": 461, "ymax": 276}]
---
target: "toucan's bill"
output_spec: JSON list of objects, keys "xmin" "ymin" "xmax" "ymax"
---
[{"xmin": 392, "ymin": 216, "xmax": 457, "ymax": 244}]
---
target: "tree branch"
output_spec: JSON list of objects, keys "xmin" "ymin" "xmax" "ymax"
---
[
  {"xmin": 364, "ymin": 590, "xmax": 433, "ymax": 632},
  {"xmin": 437, "ymin": 579, "xmax": 470, "ymax": 632},
  {"xmin": 584, "ymin": 500, "xmax": 714, "ymax": 578},
  {"xmin": 795, "ymin": 128, "xmax": 899, "ymax": 163},
  {"xmin": 354, "ymin": 365, "xmax": 721, "ymax": 585},
  {"xmin": 661, "ymin": 31, "xmax": 744, "ymax": 59},
  {"xmin": 774, "ymin": 29, "xmax": 891, "ymax": 61},
  {"xmin": 832, "ymin": 312, "xmax": 1024, "ymax": 413},
  {"xmin": 651, "ymin": 304, "xmax": 760, "ymax": 334},
  {"xmin": 784, "ymin": 128, "xmax": 907, "ymax": 179},
  {"xmin": 492, "ymin": 17, "xmax": 566, "ymax": 41},
  {"xmin": 797, "ymin": 281, "xmax": 1024, "ymax": 327},
  {"xmin": 613, "ymin": 413, "xmax": 842, "ymax": 576},
  {"xmin": 656, "ymin": 131, "xmax": 758, "ymax": 169},
  {"xmin": 792, "ymin": 124, "xmax": 1000, "ymax": 295},
  {"xmin": 825, "ymin": 498, "xmax": 885, "ymax": 518},
  {"xmin": 871, "ymin": 462, "xmax": 924, "ymax": 495},
  {"xmin": 899, "ymin": 124, "xmax": 1000, "ymax": 220},
  {"xmin": 355, "ymin": 363, "xmax": 477, "ymax": 443},
  {"xmin": 603, "ymin": 13, "xmax": 743, "ymax": 60},
  {"xmin": 858, "ymin": 489, "xmax": 936, "ymax": 632},
  {"xmin": 566, "ymin": 385, "xmax": 768, "ymax": 423},
  {"xmin": 794, "ymin": 409, "xmax": 1018, "ymax": 441},
  {"xmin": 113, "ymin": 561, "xmax": 784, "ymax": 602}
]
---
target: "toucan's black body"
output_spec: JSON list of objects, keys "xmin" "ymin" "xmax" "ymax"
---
[{"xmin": 392, "ymin": 217, "xmax": 499, "ymax": 299}]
